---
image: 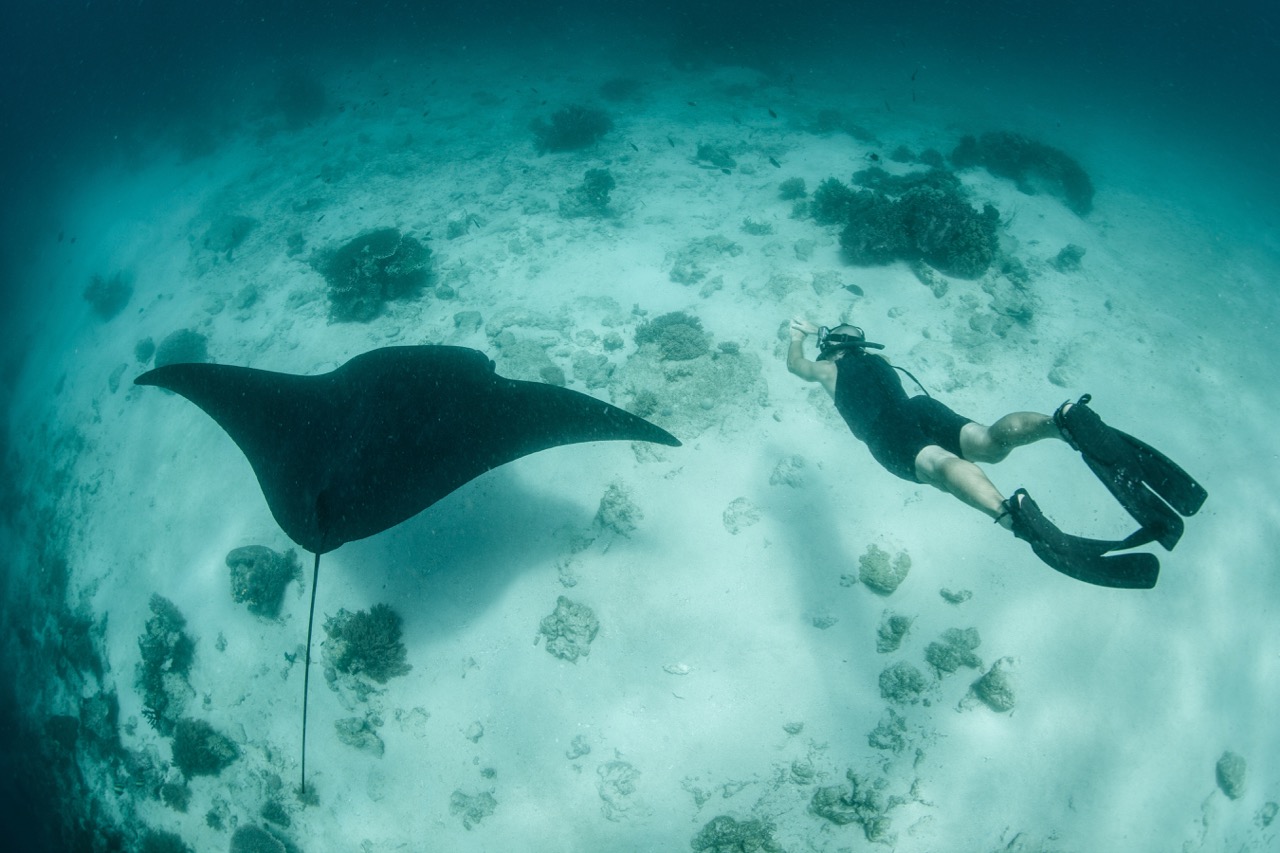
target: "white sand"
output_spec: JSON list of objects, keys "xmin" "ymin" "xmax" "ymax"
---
[{"xmin": 7, "ymin": 44, "xmax": 1279, "ymax": 853}]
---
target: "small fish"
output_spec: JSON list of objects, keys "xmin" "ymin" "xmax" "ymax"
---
[
  {"xmin": 687, "ymin": 100, "xmax": 698, "ymax": 107},
  {"xmin": 721, "ymin": 168, "xmax": 731, "ymax": 175},
  {"xmin": 884, "ymin": 99, "xmax": 892, "ymax": 112},
  {"xmin": 845, "ymin": 283, "xmax": 865, "ymax": 296},
  {"xmin": 667, "ymin": 135, "xmax": 676, "ymax": 148},
  {"xmin": 867, "ymin": 152, "xmax": 880, "ymax": 162},
  {"xmin": 57, "ymin": 231, "xmax": 64, "ymax": 243},
  {"xmin": 911, "ymin": 65, "xmax": 920, "ymax": 81},
  {"xmin": 768, "ymin": 156, "xmax": 781, "ymax": 169},
  {"xmin": 768, "ymin": 108, "xmax": 777, "ymax": 119},
  {"xmin": 630, "ymin": 141, "xmax": 639, "ymax": 152}
]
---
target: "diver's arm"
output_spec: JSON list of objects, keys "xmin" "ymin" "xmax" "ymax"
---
[{"xmin": 786, "ymin": 318, "xmax": 836, "ymax": 391}]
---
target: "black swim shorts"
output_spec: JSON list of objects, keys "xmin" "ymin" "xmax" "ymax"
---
[{"xmin": 861, "ymin": 396, "xmax": 973, "ymax": 482}]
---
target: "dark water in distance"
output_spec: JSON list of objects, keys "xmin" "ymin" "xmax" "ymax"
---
[{"xmin": 2, "ymin": 0, "xmax": 1276, "ymax": 211}]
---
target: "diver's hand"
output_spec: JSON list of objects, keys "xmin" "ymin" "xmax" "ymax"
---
[{"xmin": 790, "ymin": 318, "xmax": 819, "ymax": 340}]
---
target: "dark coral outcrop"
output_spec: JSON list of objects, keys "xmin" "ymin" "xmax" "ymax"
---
[
  {"xmin": 952, "ymin": 131, "xmax": 1094, "ymax": 215},
  {"xmin": 530, "ymin": 105, "xmax": 613, "ymax": 153},
  {"xmin": 313, "ymin": 228, "xmax": 431, "ymax": 322}
]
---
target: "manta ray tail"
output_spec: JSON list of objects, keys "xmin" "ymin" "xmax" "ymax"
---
[{"xmin": 300, "ymin": 551, "xmax": 321, "ymax": 796}]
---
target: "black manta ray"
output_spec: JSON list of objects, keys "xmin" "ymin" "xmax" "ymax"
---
[{"xmin": 135, "ymin": 344, "xmax": 681, "ymax": 793}]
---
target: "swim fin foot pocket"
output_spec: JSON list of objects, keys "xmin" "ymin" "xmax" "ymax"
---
[{"xmin": 1010, "ymin": 395, "xmax": 1207, "ymax": 589}]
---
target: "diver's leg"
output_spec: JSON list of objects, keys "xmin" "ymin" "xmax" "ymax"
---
[
  {"xmin": 959, "ymin": 412, "xmax": 1061, "ymax": 463},
  {"xmin": 914, "ymin": 445, "xmax": 1013, "ymax": 529}
]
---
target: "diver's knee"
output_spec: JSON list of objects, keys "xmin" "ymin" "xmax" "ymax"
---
[
  {"xmin": 913, "ymin": 446, "xmax": 942, "ymax": 483},
  {"xmin": 960, "ymin": 423, "xmax": 1007, "ymax": 463},
  {"xmin": 915, "ymin": 445, "xmax": 960, "ymax": 484}
]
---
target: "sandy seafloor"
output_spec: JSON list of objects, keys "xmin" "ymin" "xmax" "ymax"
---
[{"xmin": 5, "ymin": 43, "xmax": 1280, "ymax": 853}]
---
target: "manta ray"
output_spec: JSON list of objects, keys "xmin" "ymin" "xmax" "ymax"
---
[{"xmin": 136, "ymin": 344, "xmax": 680, "ymax": 793}]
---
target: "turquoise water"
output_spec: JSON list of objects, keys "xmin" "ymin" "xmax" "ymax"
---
[{"xmin": 1, "ymin": 3, "xmax": 1277, "ymax": 851}]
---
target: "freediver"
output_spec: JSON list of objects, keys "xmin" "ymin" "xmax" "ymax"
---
[{"xmin": 785, "ymin": 318, "xmax": 1207, "ymax": 589}]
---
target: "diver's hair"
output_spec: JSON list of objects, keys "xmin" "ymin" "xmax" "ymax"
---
[{"xmin": 817, "ymin": 324, "xmax": 867, "ymax": 361}]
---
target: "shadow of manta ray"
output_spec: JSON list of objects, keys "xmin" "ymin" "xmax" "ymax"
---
[{"xmin": 135, "ymin": 344, "xmax": 681, "ymax": 794}]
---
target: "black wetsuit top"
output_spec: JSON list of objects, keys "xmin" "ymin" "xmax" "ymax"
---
[
  {"xmin": 832, "ymin": 353, "xmax": 909, "ymax": 442},
  {"xmin": 832, "ymin": 353, "xmax": 972, "ymax": 482}
]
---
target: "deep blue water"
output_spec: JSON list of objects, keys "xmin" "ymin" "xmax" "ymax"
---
[
  {"xmin": 2, "ymin": 0, "xmax": 1276, "ymax": 220},
  {"xmin": 0, "ymin": 1, "xmax": 1276, "ymax": 849}
]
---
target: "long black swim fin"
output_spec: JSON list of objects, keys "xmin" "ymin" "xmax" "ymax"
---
[
  {"xmin": 1054, "ymin": 394, "xmax": 1207, "ymax": 551},
  {"xmin": 1005, "ymin": 489, "xmax": 1161, "ymax": 589}
]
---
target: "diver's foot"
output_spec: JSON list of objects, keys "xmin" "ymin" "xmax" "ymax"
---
[
  {"xmin": 1052, "ymin": 394, "xmax": 1092, "ymax": 446},
  {"xmin": 1053, "ymin": 404, "xmax": 1071, "ymax": 441}
]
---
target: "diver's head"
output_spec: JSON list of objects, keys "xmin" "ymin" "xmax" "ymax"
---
[{"xmin": 817, "ymin": 324, "xmax": 884, "ymax": 360}]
